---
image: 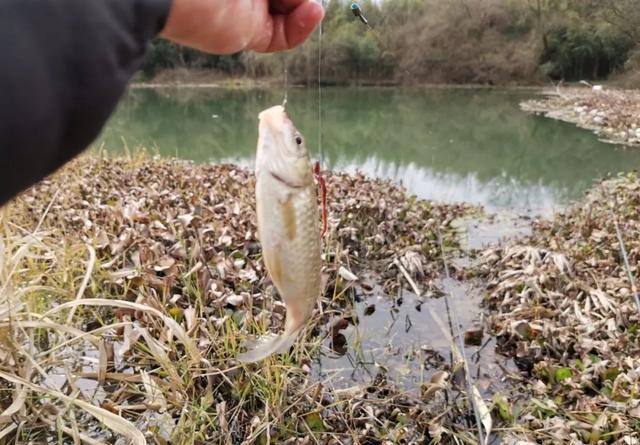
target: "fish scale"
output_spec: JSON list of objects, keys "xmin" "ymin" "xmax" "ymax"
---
[{"xmin": 280, "ymin": 187, "xmax": 321, "ymax": 325}]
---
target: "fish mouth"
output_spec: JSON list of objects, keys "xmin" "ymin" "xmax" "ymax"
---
[
  {"xmin": 258, "ymin": 105, "xmax": 289, "ymax": 129},
  {"xmin": 257, "ymin": 105, "xmax": 295, "ymax": 155},
  {"xmin": 257, "ymin": 105, "xmax": 309, "ymax": 189}
]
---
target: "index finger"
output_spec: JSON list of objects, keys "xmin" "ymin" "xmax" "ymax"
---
[{"xmin": 269, "ymin": 0, "xmax": 314, "ymax": 15}]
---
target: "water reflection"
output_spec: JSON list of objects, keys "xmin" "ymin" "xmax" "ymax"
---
[
  {"xmin": 339, "ymin": 157, "xmax": 566, "ymax": 213},
  {"xmin": 96, "ymin": 86, "xmax": 640, "ymax": 213},
  {"xmin": 313, "ymin": 278, "xmax": 514, "ymax": 394}
]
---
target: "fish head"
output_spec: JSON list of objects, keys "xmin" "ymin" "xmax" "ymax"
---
[{"xmin": 256, "ymin": 105, "xmax": 312, "ymax": 187}]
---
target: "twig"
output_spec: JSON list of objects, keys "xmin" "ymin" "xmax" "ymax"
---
[
  {"xmin": 66, "ymin": 244, "xmax": 96, "ymax": 324},
  {"xmin": 393, "ymin": 258, "xmax": 422, "ymax": 297},
  {"xmin": 0, "ymin": 425, "xmax": 17, "ymax": 442},
  {"xmin": 471, "ymin": 337, "xmax": 493, "ymax": 363}
]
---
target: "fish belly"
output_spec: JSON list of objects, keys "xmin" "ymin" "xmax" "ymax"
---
[{"xmin": 256, "ymin": 173, "xmax": 322, "ymax": 331}]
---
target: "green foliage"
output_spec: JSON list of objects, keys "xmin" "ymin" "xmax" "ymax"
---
[
  {"xmin": 141, "ymin": 40, "xmax": 180, "ymax": 76},
  {"xmin": 140, "ymin": 0, "xmax": 639, "ymax": 84},
  {"xmin": 554, "ymin": 367, "xmax": 573, "ymax": 382},
  {"xmin": 493, "ymin": 394, "xmax": 514, "ymax": 422},
  {"xmin": 303, "ymin": 412, "xmax": 325, "ymax": 432},
  {"xmin": 540, "ymin": 12, "xmax": 633, "ymax": 81}
]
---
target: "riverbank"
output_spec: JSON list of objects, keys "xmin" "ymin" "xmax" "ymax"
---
[
  {"xmin": 131, "ymin": 69, "xmax": 402, "ymax": 89},
  {"xmin": 0, "ymin": 154, "xmax": 482, "ymax": 444},
  {"xmin": 133, "ymin": 68, "xmax": 640, "ymax": 91},
  {"xmin": 521, "ymin": 86, "xmax": 640, "ymax": 147},
  {"xmin": 466, "ymin": 171, "xmax": 640, "ymax": 443},
  {"xmin": 2, "ymin": 152, "xmax": 640, "ymax": 444},
  {"xmin": 132, "ymin": 68, "xmax": 281, "ymax": 89}
]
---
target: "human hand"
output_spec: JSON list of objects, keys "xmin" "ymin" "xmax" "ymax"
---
[{"xmin": 160, "ymin": 0, "xmax": 324, "ymax": 54}]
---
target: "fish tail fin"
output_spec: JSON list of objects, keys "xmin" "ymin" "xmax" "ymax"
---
[{"xmin": 237, "ymin": 328, "xmax": 301, "ymax": 363}]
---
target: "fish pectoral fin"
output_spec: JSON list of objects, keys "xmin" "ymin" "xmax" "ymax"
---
[
  {"xmin": 264, "ymin": 173, "xmax": 295, "ymax": 205},
  {"xmin": 237, "ymin": 327, "xmax": 302, "ymax": 363},
  {"xmin": 277, "ymin": 189, "xmax": 294, "ymax": 205}
]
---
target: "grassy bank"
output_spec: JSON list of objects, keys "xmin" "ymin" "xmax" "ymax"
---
[
  {"xmin": 0, "ymin": 153, "xmax": 479, "ymax": 444},
  {"xmin": 521, "ymin": 86, "xmax": 640, "ymax": 147}
]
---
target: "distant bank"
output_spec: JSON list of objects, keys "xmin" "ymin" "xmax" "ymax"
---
[{"xmin": 131, "ymin": 68, "xmax": 640, "ymax": 91}]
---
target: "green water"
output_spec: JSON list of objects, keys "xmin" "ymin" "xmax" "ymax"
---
[{"xmin": 96, "ymin": 86, "xmax": 640, "ymax": 213}]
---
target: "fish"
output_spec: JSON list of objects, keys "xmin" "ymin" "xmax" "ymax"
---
[{"xmin": 237, "ymin": 105, "xmax": 322, "ymax": 363}]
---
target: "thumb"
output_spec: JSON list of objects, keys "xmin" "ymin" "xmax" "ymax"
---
[{"xmin": 253, "ymin": 1, "xmax": 324, "ymax": 53}]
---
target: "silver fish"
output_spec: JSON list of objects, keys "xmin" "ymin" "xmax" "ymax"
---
[{"xmin": 237, "ymin": 105, "xmax": 322, "ymax": 363}]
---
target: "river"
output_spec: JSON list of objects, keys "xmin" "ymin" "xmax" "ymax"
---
[{"xmin": 96, "ymin": 86, "xmax": 640, "ymax": 216}]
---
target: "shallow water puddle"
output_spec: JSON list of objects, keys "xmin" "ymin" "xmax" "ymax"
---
[
  {"xmin": 313, "ymin": 211, "xmax": 531, "ymax": 396},
  {"xmin": 455, "ymin": 210, "xmax": 534, "ymax": 251},
  {"xmin": 313, "ymin": 277, "xmax": 517, "ymax": 396}
]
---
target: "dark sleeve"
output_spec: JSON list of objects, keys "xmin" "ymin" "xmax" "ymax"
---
[{"xmin": 0, "ymin": 0, "xmax": 172, "ymax": 206}]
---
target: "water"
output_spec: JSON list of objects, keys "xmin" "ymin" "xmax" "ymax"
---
[
  {"xmin": 97, "ymin": 86, "xmax": 640, "ymax": 215},
  {"xmin": 314, "ymin": 278, "xmax": 516, "ymax": 394}
]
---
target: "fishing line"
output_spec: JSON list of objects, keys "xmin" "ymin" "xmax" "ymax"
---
[
  {"xmin": 282, "ymin": 64, "xmax": 288, "ymax": 107},
  {"xmin": 350, "ymin": 2, "xmax": 415, "ymax": 82},
  {"xmin": 350, "ymin": 3, "xmax": 387, "ymax": 52},
  {"xmin": 317, "ymin": 0, "xmax": 324, "ymax": 166}
]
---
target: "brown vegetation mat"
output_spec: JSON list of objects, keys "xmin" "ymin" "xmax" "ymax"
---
[
  {"xmin": 470, "ymin": 172, "xmax": 640, "ymax": 443},
  {"xmin": 0, "ymin": 154, "xmax": 484, "ymax": 444},
  {"xmin": 521, "ymin": 87, "xmax": 640, "ymax": 147}
]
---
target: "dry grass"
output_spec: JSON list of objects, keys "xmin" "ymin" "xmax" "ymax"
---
[
  {"xmin": 0, "ymin": 152, "xmax": 481, "ymax": 444},
  {"xmin": 394, "ymin": 0, "xmax": 540, "ymax": 85},
  {"xmin": 469, "ymin": 171, "xmax": 640, "ymax": 444}
]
